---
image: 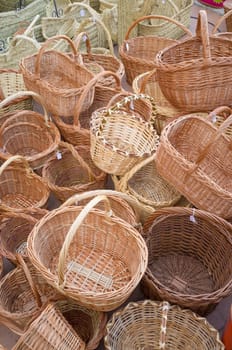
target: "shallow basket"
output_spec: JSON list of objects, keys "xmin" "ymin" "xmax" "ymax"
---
[
  {"xmin": 27, "ymin": 195, "xmax": 148, "ymax": 311},
  {"xmin": 141, "ymin": 207, "xmax": 232, "ymax": 316},
  {"xmin": 104, "ymin": 300, "xmax": 224, "ymax": 349}
]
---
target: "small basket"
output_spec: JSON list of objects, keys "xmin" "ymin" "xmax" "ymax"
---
[
  {"xmin": 141, "ymin": 207, "xmax": 232, "ymax": 315},
  {"xmin": 104, "ymin": 300, "xmax": 224, "ymax": 349},
  {"xmin": 0, "ymin": 91, "xmax": 61, "ymax": 171},
  {"xmin": 20, "ymin": 34, "xmax": 95, "ymax": 117},
  {"xmin": 0, "ymin": 155, "xmax": 50, "ymax": 212},
  {"xmin": 90, "ymin": 93, "xmax": 160, "ymax": 176},
  {"xmin": 27, "ymin": 195, "xmax": 148, "ymax": 311},
  {"xmin": 42, "ymin": 141, "xmax": 107, "ymax": 202}
]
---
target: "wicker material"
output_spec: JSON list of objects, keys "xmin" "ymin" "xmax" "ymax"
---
[
  {"xmin": 0, "ymin": 255, "xmax": 3, "ymax": 280},
  {"xmin": 0, "ymin": 155, "xmax": 50, "ymax": 212},
  {"xmin": 119, "ymin": 14, "xmax": 192, "ymax": 85},
  {"xmin": 212, "ymin": 8, "xmax": 232, "ymax": 39},
  {"xmin": 20, "ymin": 34, "xmax": 95, "ymax": 118},
  {"xmin": 27, "ymin": 195, "xmax": 148, "ymax": 311},
  {"xmin": 0, "ymin": 91, "xmax": 61, "ymax": 171},
  {"xmin": 90, "ymin": 93, "xmax": 160, "ymax": 176},
  {"xmin": 141, "ymin": 207, "xmax": 232, "ymax": 316},
  {"xmin": 104, "ymin": 300, "xmax": 224, "ymax": 349},
  {"xmin": 42, "ymin": 142, "xmax": 107, "ymax": 202},
  {"xmin": 156, "ymin": 10, "xmax": 232, "ymax": 113},
  {"xmin": 155, "ymin": 106, "xmax": 232, "ymax": 218},
  {"xmin": 224, "ymin": 0, "xmax": 232, "ymax": 31}
]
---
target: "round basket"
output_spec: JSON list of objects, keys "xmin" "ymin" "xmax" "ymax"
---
[
  {"xmin": 90, "ymin": 93, "xmax": 160, "ymax": 176},
  {"xmin": 141, "ymin": 207, "xmax": 232, "ymax": 315},
  {"xmin": 27, "ymin": 195, "xmax": 148, "ymax": 311},
  {"xmin": 0, "ymin": 91, "xmax": 61, "ymax": 171},
  {"xmin": 42, "ymin": 141, "xmax": 107, "ymax": 202},
  {"xmin": 104, "ymin": 300, "xmax": 224, "ymax": 349}
]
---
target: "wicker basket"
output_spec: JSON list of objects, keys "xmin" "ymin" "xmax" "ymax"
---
[
  {"xmin": 141, "ymin": 207, "xmax": 232, "ymax": 316},
  {"xmin": 212, "ymin": 8, "xmax": 232, "ymax": 39},
  {"xmin": 104, "ymin": 300, "xmax": 224, "ymax": 349},
  {"xmin": 0, "ymin": 91, "xmax": 61, "ymax": 171},
  {"xmin": 0, "ymin": 155, "xmax": 50, "ymax": 212},
  {"xmin": 90, "ymin": 93, "xmax": 160, "ymax": 176},
  {"xmin": 155, "ymin": 106, "xmax": 232, "ymax": 218},
  {"xmin": 27, "ymin": 195, "xmax": 148, "ymax": 311},
  {"xmin": 20, "ymin": 34, "xmax": 95, "ymax": 118},
  {"xmin": 119, "ymin": 14, "xmax": 192, "ymax": 85},
  {"xmin": 224, "ymin": 0, "xmax": 232, "ymax": 31},
  {"xmin": 156, "ymin": 10, "xmax": 232, "ymax": 113},
  {"xmin": 138, "ymin": 0, "xmax": 193, "ymax": 39},
  {"xmin": 42, "ymin": 141, "xmax": 107, "ymax": 202},
  {"xmin": 0, "ymin": 255, "xmax": 3, "ymax": 280}
]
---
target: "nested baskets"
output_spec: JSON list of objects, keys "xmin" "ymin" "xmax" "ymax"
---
[
  {"xmin": 104, "ymin": 300, "xmax": 224, "ymax": 349},
  {"xmin": 156, "ymin": 10, "xmax": 232, "ymax": 113},
  {"xmin": 0, "ymin": 91, "xmax": 61, "ymax": 171},
  {"xmin": 141, "ymin": 207, "xmax": 232, "ymax": 315},
  {"xmin": 0, "ymin": 155, "xmax": 50, "ymax": 212},
  {"xmin": 27, "ymin": 195, "xmax": 148, "ymax": 311},
  {"xmin": 20, "ymin": 35, "xmax": 95, "ymax": 117},
  {"xmin": 155, "ymin": 106, "xmax": 232, "ymax": 218},
  {"xmin": 42, "ymin": 141, "xmax": 107, "ymax": 202},
  {"xmin": 90, "ymin": 93, "xmax": 160, "ymax": 176}
]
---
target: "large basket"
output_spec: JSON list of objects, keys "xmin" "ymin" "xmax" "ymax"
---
[
  {"xmin": 0, "ymin": 91, "xmax": 61, "ymax": 171},
  {"xmin": 156, "ymin": 10, "xmax": 232, "ymax": 113},
  {"xmin": 141, "ymin": 207, "xmax": 232, "ymax": 316},
  {"xmin": 104, "ymin": 300, "xmax": 224, "ymax": 349},
  {"xmin": 42, "ymin": 141, "xmax": 107, "ymax": 202},
  {"xmin": 119, "ymin": 14, "xmax": 192, "ymax": 85},
  {"xmin": 155, "ymin": 106, "xmax": 232, "ymax": 218},
  {"xmin": 90, "ymin": 93, "xmax": 160, "ymax": 176},
  {"xmin": 27, "ymin": 195, "xmax": 148, "ymax": 311},
  {"xmin": 20, "ymin": 35, "xmax": 95, "ymax": 117}
]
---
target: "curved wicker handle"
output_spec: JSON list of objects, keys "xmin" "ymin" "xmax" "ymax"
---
[
  {"xmin": 124, "ymin": 14, "xmax": 192, "ymax": 40},
  {"xmin": 138, "ymin": 68, "xmax": 157, "ymax": 94},
  {"xmin": 57, "ymin": 195, "xmax": 112, "ymax": 286},
  {"xmin": 207, "ymin": 106, "xmax": 232, "ymax": 123},
  {"xmin": 195, "ymin": 10, "xmax": 211, "ymax": 62},
  {"xmin": 0, "ymin": 155, "xmax": 31, "ymax": 177},
  {"xmin": 107, "ymin": 93, "xmax": 154, "ymax": 113},
  {"xmin": 212, "ymin": 8, "xmax": 232, "ymax": 34},
  {"xmin": 73, "ymin": 31, "xmax": 92, "ymax": 56},
  {"xmin": 34, "ymin": 34, "xmax": 78, "ymax": 76},
  {"xmin": 10, "ymin": 33, "xmax": 41, "ymax": 49},
  {"xmin": 0, "ymin": 91, "xmax": 50, "ymax": 124}
]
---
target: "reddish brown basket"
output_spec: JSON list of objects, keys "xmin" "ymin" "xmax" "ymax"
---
[
  {"xmin": 141, "ymin": 207, "xmax": 232, "ymax": 316},
  {"xmin": 212, "ymin": 8, "xmax": 232, "ymax": 39},
  {"xmin": 20, "ymin": 35, "xmax": 95, "ymax": 117}
]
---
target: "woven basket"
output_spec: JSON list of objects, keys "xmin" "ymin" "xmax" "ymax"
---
[
  {"xmin": 156, "ymin": 106, "xmax": 232, "ymax": 218},
  {"xmin": 223, "ymin": 0, "xmax": 232, "ymax": 31},
  {"xmin": 0, "ymin": 255, "xmax": 60, "ymax": 335},
  {"xmin": 0, "ymin": 91, "xmax": 61, "ymax": 171},
  {"xmin": 141, "ymin": 207, "xmax": 232, "ymax": 316},
  {"xmin": 42, "ymin": 141, "xmax": 107, "ymax": 202},
  {"xmin": 0, "ymin": 208, "xmax": 47, "ymax": 264},
  {"xmin": 0, "ymin": 155, "xmax": 50, "ymax": 212},
  {"xmin": 99, "ymin": 0, "xmax": 118, "ymax": 44},
  {"xmin": 212, "ymin": 8, "xmax": 232, "ymax": 39},
  {"xmin": 90, "ymin": 93, "xmax": 160, "ymax": 176},
  {"xmin": 119, "ymin": 14, "xmax": 192, "ymax": 85},
  {"xmin": 27, "ymin": 195, "xmax": 148, "ymax": 311},
  {"xmin": 112, "ymin": 153, "xmax": 181, "ymax": 224},
  {"xmin": 138, "ymin": 0, "xmax": 193, "ymax": 39},
  {"xmin": 20, "ymin": 34, "xmax": 95, "ymax": 118},
  {"xmin": 156, "ymin": 10, "xmax": 232, "ymax": 113},
  {"xmin": 0, "ymin": 255, "xmax": 3, "ymax": 280},
  {"xmin": 104, "ymin": 300, "xmax": 224, "ymax": 349}
]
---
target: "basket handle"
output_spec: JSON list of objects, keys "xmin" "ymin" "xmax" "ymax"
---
[
  {"xmin": 124, "ymin": 14, "xmax": 192, "ymax": 40},
  {"xmin": 195, "ymin": 10, "xmax": 211, "ymax": 63},
  {"xmin": 138, "ymin": 68, "xmax": 157, "ymax": 94},
  {"xmin": 0, "ymin": 91, "xmax": 50, "ymax": 124},
  {"xmin": 212, "ymin": 8, "xmax": 232, "ymax": 35},
  {"xmin": 159, "ymin": 302, "xmax": 169, "ymax": 349},
  {"xmin": 0, "ymin": 155, "xmax": 32, "ymax": 178},
  {"xmin": 34, "ymin": 34, "xmax": 78, "ymax": 77},
  {"xmin": 207, "ymin": 106, "xmax": 232, "ymax": 123},
  {"xmin": 73, "ymin": 70, "xmax": 122, "ymax": 125},
  {"xmin": 107, "ymin": 93, "xmax": 154, "ymax": 113},
  {"xmin": 57, "ymin": 195, "xmax": 112, "ymax": 286},
  {"xmin": 10, "ymin": 34, "xmax": 41, "ymax": 49}
]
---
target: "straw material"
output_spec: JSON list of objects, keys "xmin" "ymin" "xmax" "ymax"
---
[
  {"xmin": 156, "ymin": 10, "xmax": 232, "ymax": 113},
  {"xmin": 90, "ymin": 93, "xmax": 160, "ymax": 176},
  {"xmin": 141, "ymin": 207, "xmax": 232, "ymax": 316},
  {"xmin": 27, "ymin": 195, "xmax": 148, "ymax": 311},
  {"xmin": 0, "ymin": 91, "xmax": 61, "ymax": 171},
  {"xmin": 20, "ymin": 34, "xmax": 95, "ymax": 118},
  {"xmin": 100, "ymin": 0, "xmax": 118, "ymax": 44},
  {"xmin": 0, "ymin": 155, "xmax": 50, "ymax": 212},
  {"xmin": 155, "ymin": 106, "xmax": 232, "ymax": 218},
  {"xmin": 42, "ymin": 142, "xmax": 107, "ymax": 202},
  {"xmin": 104, "ymin": 300, "xmax": 224, "ymax": 349}
]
